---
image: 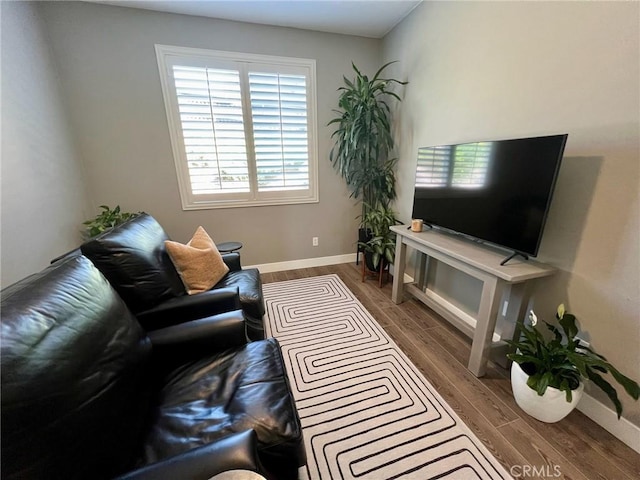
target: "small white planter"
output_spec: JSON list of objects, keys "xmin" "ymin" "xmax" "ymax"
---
[{"xmin": 510, "ymin": 361, "xmax": 584, "ymax": 423}]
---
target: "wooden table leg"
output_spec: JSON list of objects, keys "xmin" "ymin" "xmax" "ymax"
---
[
  {"xmin": 391, "ymin": 236, "xmax": 407, "ymax": 304},
  {"xmin": 468, "ymin": 277, "xmax": 504, "ymax": 377},
  {"xmin": 415, "ymin": 251, "xmax": 428, "ymax": 290},
  {"xmin": 504, "ymin": 281, "xmax": 533, "ymax": 350}
]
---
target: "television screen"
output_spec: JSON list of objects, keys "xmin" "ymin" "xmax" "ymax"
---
[{"xmin": 411, "ymin": 134, "xmax": 568, "ymax": 257}]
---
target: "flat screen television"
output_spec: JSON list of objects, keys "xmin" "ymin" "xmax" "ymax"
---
[{"xmin": 411, "ymin": 134, "xmax": 568, "ymax": 262}]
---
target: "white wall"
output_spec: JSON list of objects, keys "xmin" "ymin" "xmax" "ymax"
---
[
  {"xmin": 38, "ymin": 2, "xmax": 382, "ymax": 266},
  {"xmin": 0, "ymin": 1, "xmax": 91, "ymax": 287},
  {"xmin": 383, "ymin": 1, "xmax": 640, "ymax": 424}
]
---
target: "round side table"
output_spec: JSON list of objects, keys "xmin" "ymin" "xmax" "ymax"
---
[
  {"xmin": 208, "ymin": 470, "xmax": 266, "ymax": 480},
  {"xmin": 217, "ymin": 241, "xmax": 243, "ymax": 254}
]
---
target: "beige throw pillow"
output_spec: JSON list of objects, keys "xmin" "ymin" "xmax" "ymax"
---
[{"xmin": 165, "ymin": 226, "xmax": 229, "ymax": 294}]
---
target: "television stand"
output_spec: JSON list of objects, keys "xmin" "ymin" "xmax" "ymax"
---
[
  {"xmin": 390, "ymin": 225, "xmax": 556, "ymax": 377},
  {"xmin": 500, "ymin": 251, "xmax": 529, "ymax": 266}
]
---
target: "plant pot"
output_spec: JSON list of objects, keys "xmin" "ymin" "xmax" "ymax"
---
[
  {"xmin": 356, "ymin": 228, "xmax": 371, "ymax": 265},
  {"xmin": 358, "ymin": 227, "xmax": 371, "ymax": 244},
  {"xmin": 510, "ymin": 361, "xmax": 584, "ymax": 423},
  {"xmin": 363, "ymin": 250, "xmax": 378, "ymax": 272},
  {"xmin": 361, "ymin": 251, "xmax": 389, "ymax": 287}
]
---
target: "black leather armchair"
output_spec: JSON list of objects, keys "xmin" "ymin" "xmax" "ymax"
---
[
  {"xmin": 80, "ymin": 214, "xmax": 266, "ymax": 340},
  {"xmin": 1, "ymin": 256, "xmax": 305, "ymax": 480}
]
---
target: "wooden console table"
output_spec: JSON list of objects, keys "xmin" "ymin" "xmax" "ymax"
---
[{"xmin": 390, "ymin": 225, "xmax": 556, "ymax": 377}]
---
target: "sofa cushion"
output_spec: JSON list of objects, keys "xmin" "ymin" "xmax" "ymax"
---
[
  {"xmin": 81, "ymin": 213, "xmax": 186, "ymax": 313},
  {"xmin": 142, "ymin": 338, "xmax": 304, "ymax": 475},
  {"xmin": 0, "ymin": 256, "xmax": 152, "ymax": 480},
  {"xmin": 165, "ymin": 226, "xmax": 229, "ymax": 294}
]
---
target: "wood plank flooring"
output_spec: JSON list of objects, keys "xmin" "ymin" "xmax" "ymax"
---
[{"xmin": 261, "ymin": 262, "xmax": 640, "ymax": 480}]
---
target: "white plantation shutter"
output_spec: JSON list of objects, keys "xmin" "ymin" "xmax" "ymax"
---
[
  {"xmin": 249, "ymin": 72, "xmax": 309, "ymax": 192},
  {"xmin": 173, "ymin": 66, "xmax": 250, "ymax": 194},
  {"xmin": 156, "ymin": 45, "xmax": 318, "ymax": 209}
]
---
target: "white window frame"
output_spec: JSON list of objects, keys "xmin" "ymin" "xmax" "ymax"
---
[{"xmin": 155, "ymin": 44, "xmax": 319, "ymax": 210}]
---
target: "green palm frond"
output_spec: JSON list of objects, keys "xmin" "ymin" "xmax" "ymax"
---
[{"xmin": 328, "ymin": 62, "xmax": 407, "ymax": 214}]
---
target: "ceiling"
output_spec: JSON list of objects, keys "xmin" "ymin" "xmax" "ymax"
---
[{"xmin": 90, "ymin": 0, "xmax": 422, "ymax": 38}]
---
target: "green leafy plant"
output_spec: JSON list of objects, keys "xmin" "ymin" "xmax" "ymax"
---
[
  {"xmin": 329, "ymin": 62, "xmax": 407, "ymax": 219},
  {"xmin": 357, "ymin": 202, "xmax": 399, "ymax": 269},
  {"xmin": 82, "ymin": 205, "xmax": 140, "ymax": 238},
  {"xmin": 506, "ymin": 305, "xmax": 639, "ymax": 418}
]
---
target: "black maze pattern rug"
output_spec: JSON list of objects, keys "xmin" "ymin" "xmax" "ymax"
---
[{"xmin": 263, "ymin": 275, "xmax": 512, "ymax": 480}]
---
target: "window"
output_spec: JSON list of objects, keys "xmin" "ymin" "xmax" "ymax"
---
[
  {"xmin": 416, "ymin": 142, "xmax": 491, "ymax": 188},
  {"xmin": 155, "ymin": 45, "xmax": 318, "ymax": 209}
]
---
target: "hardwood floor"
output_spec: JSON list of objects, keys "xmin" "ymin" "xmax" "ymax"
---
[{"xmin": 261, "ymin": 262, "xmax": 640, "ymax": 480}]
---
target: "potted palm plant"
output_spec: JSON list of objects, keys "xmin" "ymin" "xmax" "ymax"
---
[
  {"xmin": 357, "ymin": 202, "xmax": 399, "ymax": 286},
  {"xmin": 506, "ymin": 305, "xmax": 639, "ymax": 422},
  {"xmin": 329, "ymin": 62, "xmax": 406, "ymax": 262}
]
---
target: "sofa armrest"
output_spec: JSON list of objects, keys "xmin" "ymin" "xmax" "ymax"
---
[
  {"xmin": 222, "ymin": 252, "xmax": 242, "ymax": 272},
  {"xmin": 137, "ymin": 287, "xmax": 240, "ymax": 330},
  {"xmin": 115, "ymin": 430, "xmax": 263, "ymax": 480},
  {"xmin": 148, "ymin": 309, "xmax": 248, "ymax": 356}
]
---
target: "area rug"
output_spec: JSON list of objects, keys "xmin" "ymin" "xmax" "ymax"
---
[{"xmin": 263, "ymin": 274, "xmax": 512, "ymax": 480}]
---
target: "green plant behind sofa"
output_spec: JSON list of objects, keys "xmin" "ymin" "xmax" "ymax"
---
[{"xmin": 83, "ymin": 205, "xmax": 140, "ymax": 239}]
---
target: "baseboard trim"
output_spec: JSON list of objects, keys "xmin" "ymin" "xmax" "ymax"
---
[
  {"xmin": 252, "ymin": 259, "xmax": 640, "ymax": 452},
  {"xmin": 247, "ymin": 253, "xmax": 357, "ymax": 273},
  {"xmin": 382, "ymin": 274, "xmax": 640, "ymax": 452},
  {"xmin": 577, "ymin": 393, "xmax": 640, "ymax": 453}
]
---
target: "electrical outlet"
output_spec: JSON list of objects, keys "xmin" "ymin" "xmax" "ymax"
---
[{"xmin": 312, "ymin": 237, "xmax": 319, "ymax": 247}]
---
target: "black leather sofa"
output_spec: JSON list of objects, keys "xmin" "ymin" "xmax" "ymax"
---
[
  {"xmin": 80, "ymin": 214, "xmax": 266, "ymax": 340},
  {"xmin": 1, "ymin": 255, "xmax": 305, "ymax": 479}
]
